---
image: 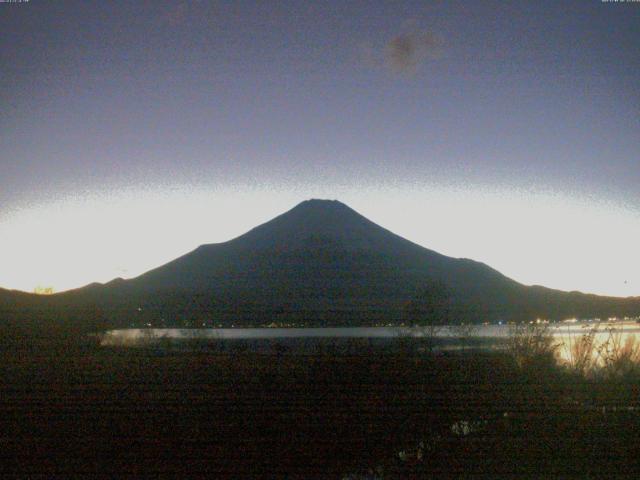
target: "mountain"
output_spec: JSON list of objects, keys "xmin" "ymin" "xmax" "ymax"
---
[{"xmin": 1, "ymin": 199, "xmax": 639, "ymax": 332}]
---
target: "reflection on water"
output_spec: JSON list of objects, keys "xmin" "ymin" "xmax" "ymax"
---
[
  {"xmin": 552, "ymin": 323, "xmax": 640, "ymax": 365},
  {"xmin": 102, "ymin": 321, "xmax": 640, "ymax": 359}
]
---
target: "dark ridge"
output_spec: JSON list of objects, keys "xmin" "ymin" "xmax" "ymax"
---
[{"xmin": 1, "ymin": 199, "xmax": 639, "ymax": 330}]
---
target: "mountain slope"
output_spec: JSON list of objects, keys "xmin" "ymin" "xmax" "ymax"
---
[
  {"xmin": 2, "ymin": 199, "xmax": 639, "ymax": 329},
  {"xmin": 90, "ymin": 199, "xmax": 640, "ymax": 326},
  {"xmin": 110, "ymin": 200, "xmax": 521, "ymax": 323}
]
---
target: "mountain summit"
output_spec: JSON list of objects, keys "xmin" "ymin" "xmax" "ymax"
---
[
  {"xmin": 211, "ymin": 199, "xmax": 415, "ymax": 252},
  {"xmin": 129, "ymin": 199, "xmax": 483, "ymax": 295},
  {"xmin": 95, "ymin": 199, "xmax": 640, "ymax": 326},
  {"xmin": 2, "ymin": 199, "xmax": 639, "ymax": 330}
]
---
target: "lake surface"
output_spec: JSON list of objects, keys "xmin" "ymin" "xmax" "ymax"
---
[{"xmin": 102, "ymin": 322, "xmax": 640, "ymax": 362}]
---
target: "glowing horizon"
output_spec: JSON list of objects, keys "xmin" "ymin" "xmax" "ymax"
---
[
  {"xmin": 1, "ymin": 183, "xmax": 638, "ymax": 298},
  {"xmin": 3, "ymin": 3, "xmax": 638, "ymax": 299}
]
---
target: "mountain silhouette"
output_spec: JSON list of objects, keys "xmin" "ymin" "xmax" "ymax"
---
[{"xmin": 2, "ymin": 199, "xmax": 639, "ymax": 331}]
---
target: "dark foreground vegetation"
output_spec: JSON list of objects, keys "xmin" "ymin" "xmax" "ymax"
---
[{"xmin": 1, "ymin": 333, "xmax": 640, "ymax": 478}]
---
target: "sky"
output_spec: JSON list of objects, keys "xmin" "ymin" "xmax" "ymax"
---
[{"xmin": 1, "ymin": 0, "xmax": 639, "ymax": 297}]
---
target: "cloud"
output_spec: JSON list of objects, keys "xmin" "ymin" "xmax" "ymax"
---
[
  {"xmin": 385, "ymin": 31, "xmax": 443, "ymax": 73},
  {"xmin": 355, "ymin": 23, "xmax": 444, "ymax": 74}
]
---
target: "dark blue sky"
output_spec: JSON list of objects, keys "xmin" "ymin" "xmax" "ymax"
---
[{"xmin": 1, "ymin": 0, "xmax": 639, "ymax": 295}]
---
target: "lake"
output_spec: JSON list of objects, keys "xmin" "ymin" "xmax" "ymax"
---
[{"xmin": 102, "ymin": 321, "xmax": 640, "ymax": 363}]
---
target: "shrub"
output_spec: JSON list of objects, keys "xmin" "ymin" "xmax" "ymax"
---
[
  {"xmin": 559, "ymin": 324, "xmax": 640, "ymax": 381},
  {"xmin": 507, "ymin": 322, "xmax": 560, "ymax": 371},
  {"xmin": 561, "ymin": 323, "xmax": 599, "ymax": 377},
  {"xmin": 403, "ymin": 280, "xmax": 451, "ymax": 353},
  {"xmin": 594, "ymin": 327, "xmax": 640, "ymax": 380},
  {"xmin": 448, "ymin": 322, "xmax": 480, "ymax": 351}
]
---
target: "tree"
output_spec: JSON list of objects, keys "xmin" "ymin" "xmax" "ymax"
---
[
  {"xmin": 403, "ymin": 280, "xmax": 452, "ymax": 352},
  {"xmin": 448, "ymin": 322, "xmax": 480, "ymax": 351}
]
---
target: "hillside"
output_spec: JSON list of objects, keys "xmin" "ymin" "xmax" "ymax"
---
[{"xmin": 1, "ymin": 199, "xmax": 639, "ymax": 331}]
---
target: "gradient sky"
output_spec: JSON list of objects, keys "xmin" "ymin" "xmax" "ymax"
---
[{"xmin": 1, "ymin": 0, "xmax": 639, "ymax": 296}]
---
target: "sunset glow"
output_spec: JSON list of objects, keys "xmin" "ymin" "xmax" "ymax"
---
[
  {"xmin": 1, "ymin": 184, "xmax": 638, "ymax": 297},
  {"xmin": 1, "ymin": 1, "xmax": 638, "ymax": 298}
]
